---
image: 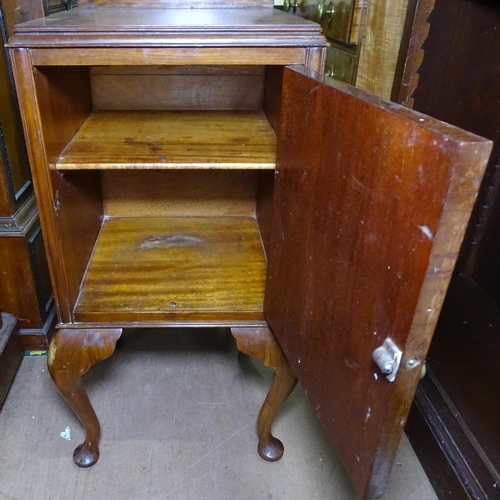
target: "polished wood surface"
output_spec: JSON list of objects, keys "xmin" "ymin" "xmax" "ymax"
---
[
  {"xmin": 264, "ymin": 66, "xmax": 492, "ymax": 499},
  {"xmin": 9, "ymin": 8, "xmax": 326, "ymax": 52},
  {"xmin": 55, "ymin": 110, "xmax": 277, "ymax": 170},
  {"xmin": 48, "ymin": 328, "xmax": 122, "ymax": 467},
  {"xmin": 13, "ymin": 8, "xmax": 320, "ymax": 32},
  {"xmin": 75, "ymin": 217, "xmax": 267, "ymax": 323},
  {"xmin": 79, "ymin": 0, "xmax": 273, "ymax": 7},
  {"xmin": 231, "ymin": 327, "xmax": 297, "ymax": 461}
]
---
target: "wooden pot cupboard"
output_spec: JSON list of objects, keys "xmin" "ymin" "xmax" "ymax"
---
[{"xmin": 6, "ymin": 2, "xmax": 493, "ymax": 498}]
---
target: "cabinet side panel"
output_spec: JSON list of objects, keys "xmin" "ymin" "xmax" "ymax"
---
[
  {"xmin": 10, "ymin": 50, "xmax": 102, "ymax": 322},
  {"xmin": 256, "ymin": 170, "xmax": 274, "ymax": 259},
  {"xmin": 263, "ymin": 65, "xmax": 283, "ymax": 135},
  {"xmin": 0, "ymin": 236, "xmax": 44, "ymax": 328},
  {"xmin": 33, "ymin": 66, "xmax": 92, "ymax": 164},
  {"xmin": 33, "ymin": 66, "xmax": 103, "ymax": 318},
  {"xmin": 50, "ymin": 170, "xmax": 103, "ymax": 316}
]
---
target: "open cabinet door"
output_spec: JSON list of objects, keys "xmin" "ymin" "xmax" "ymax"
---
[{"xmin": 264, "ymin": 66, "xmax": 492, "ymax": 499}]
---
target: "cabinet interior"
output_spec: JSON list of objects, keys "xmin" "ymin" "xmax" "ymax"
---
[{"xmin": 32, "ymin": 64, "xmax": 284, "ymax": 324}]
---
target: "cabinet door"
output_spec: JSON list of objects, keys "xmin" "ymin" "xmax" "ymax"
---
[{"xmin": 264, "ymin": 66, "xmax": 492, "ymax": 499}]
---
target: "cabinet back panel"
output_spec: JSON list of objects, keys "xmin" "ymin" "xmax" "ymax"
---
[
  {"xmin": 101, "ymin": 170, "xmax": 258, "ymax": 217},
  {"xmin": 91, "ymin": 66, "xmax": 265, "ymax": 110}
]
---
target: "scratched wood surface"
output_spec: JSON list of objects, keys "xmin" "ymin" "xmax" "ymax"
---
[
  {"xmin": 55, "ymin": 110, "xmax": 277, "ymax": 170},
  {"xmin": 75, "ymin": 217, "xmax": 266, "ymax": 323},
  {"xmin": 264, "ymin": 66, "xmax": 492, "ymax": 499}
]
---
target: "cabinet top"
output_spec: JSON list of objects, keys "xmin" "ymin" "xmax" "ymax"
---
[{"xmin": 9, "ymin": 8, "xmax": 326, "ymax": 48}]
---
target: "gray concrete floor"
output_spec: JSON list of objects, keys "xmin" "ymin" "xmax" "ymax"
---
[{"xmin": 0, "ymin": 328, "xmax": 437, "ymax": 500}]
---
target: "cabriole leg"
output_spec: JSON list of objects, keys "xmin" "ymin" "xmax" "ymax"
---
[
  {"xmin": 47, "ymin": 328, "xmax": 122, "ymax": 467},
  {"xmin": 230, "ymin": 326, "xmax": 298, "ymax": 462}
]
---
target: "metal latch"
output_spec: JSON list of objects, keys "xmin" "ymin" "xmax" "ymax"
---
[{"xmin": 372, "ymin": 338, "xmax": 403, "ymax": 382}]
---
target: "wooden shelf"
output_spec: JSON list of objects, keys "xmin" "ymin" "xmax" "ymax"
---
[
  {"xmin": 55, "ymin": 110, "xmax": 277, "ymax": 170},
  {"xmin": 74, "ymin": 217, "xmax": 267, "ymax": 323}
]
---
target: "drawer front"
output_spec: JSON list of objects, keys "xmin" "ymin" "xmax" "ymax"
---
[
  {"xmin": 324, "ymin": 45, "xmax": 357, "ymax": 84},
  {"xmin": 318, "ymin": 0, "xmax": 365, "ymax": 44}
]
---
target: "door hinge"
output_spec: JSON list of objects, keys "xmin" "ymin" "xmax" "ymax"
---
[
  {"xmin": 372, "ymin": 338, "xmax": 402, "ymax": 382},
  {"xmin": 53, "ymin": 190, "xmax": 61, "ymax": 212}
]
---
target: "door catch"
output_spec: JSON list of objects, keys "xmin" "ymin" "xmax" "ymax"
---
[{"xmin": 372, "ymin": 338, "xmax": 402, "ymax": 382}]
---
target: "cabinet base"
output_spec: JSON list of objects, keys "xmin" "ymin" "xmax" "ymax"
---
[
  {"xmin": 0, "ymin": 313, "xmax": 23, "ymax": 408},
  {"xmin": 19, "ymin": 305, "xmax": 56, "ymax": 351}
]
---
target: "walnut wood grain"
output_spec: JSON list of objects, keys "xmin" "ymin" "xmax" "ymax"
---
[
  {"xmin": 75, "ymin": 217, "xmax": 267, "ymax": 323},
  {"xmin": 264, "ymin": 66, "xmax": 492, "ymax": 499},
  {"xmin": 55, "ymin": 111, "xmax": 276, "ymax": 170},
  {"xmin": 231, "ymin": 326, "xmax": 297, "ymax": 461},
  {"xmin": 48, "ymin": 328, "xmax": 122, "ymax": 467}
]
